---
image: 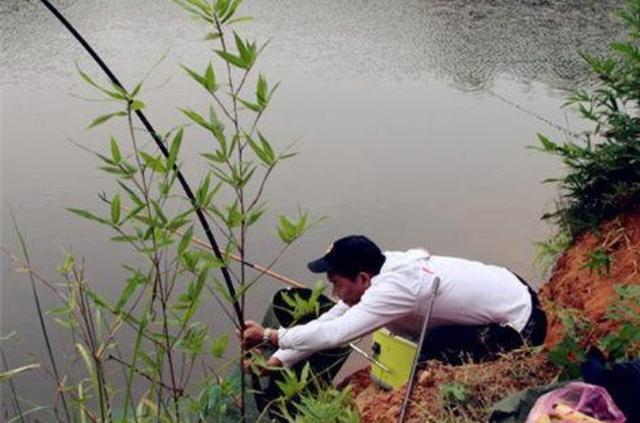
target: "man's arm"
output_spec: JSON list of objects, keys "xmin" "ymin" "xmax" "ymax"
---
[
  {"xmin": 277, "ymin": 273, "xmax": 417, "ymax": 350},
  {"xmin": 242, "ymin": 273, "xmax": 417, "ymax": 352},
  {"xmin": 270, "ymin": 300, "xmax": 350, "ymax": 367}
]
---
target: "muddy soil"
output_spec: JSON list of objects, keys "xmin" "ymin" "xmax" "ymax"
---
[{"xmin": 541, "ymin": 209, "xmax": 640, "ymax": 346}]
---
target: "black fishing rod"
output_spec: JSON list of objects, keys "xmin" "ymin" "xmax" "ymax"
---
[
  {"xmin": 36, "ymin": 0, "xmax": 266, "ymax": 416},
  {"xmin": 37, "ymin": 0, "xmax": 242, "ymax": 325}
]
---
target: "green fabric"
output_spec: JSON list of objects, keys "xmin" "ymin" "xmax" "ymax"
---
[{"xmin": 488, "ymin": 381, "xmax": 571, "ymax": 423}]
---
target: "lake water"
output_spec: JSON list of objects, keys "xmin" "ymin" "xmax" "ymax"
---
[{"xmin": 1, "ymin": 0, "xmax": 624, "ymax": 408}]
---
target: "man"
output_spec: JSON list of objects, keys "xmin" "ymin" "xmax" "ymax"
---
[{"xmin": 241, "ymin": 235, "xmax": 547, "ymax": 369}]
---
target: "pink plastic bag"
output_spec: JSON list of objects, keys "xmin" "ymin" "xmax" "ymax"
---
[{"xmin": 526, "ymin": 382, "xmax": 626, "ymax": 423}]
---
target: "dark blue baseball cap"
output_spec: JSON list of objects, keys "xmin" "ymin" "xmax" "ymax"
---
[{"xmin": 307, "ymin": 235, "xmax": 385, "ymax": 276}]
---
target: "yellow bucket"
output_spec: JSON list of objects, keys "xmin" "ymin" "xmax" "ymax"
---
[{"xmin": 370, "ymin": 328, "xmax": 418, "ymax": 390}]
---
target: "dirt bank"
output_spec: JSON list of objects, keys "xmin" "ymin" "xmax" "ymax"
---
[
  {"xmin": 540, "ymin": 209, "xmax": 640, "ymax": 347},
  {"xmin": 340, "ymin": 351, "xmax": 557, "ymax": 422}
]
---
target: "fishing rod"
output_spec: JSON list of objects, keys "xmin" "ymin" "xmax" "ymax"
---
[{"xmin": 37, "ymin": 0, "xmax": 243, "ymax": 325}]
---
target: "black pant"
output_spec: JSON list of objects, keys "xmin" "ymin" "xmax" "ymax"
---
[{"xmin": 420, "ymin": 274, "xmax": 547, "ymax": 365}]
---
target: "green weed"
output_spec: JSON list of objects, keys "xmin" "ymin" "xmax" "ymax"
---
[{"xmin": 536, "ymin": 0, "xmax": 640, "ymax": 238}]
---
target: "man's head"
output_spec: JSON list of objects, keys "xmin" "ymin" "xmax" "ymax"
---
[{"xmin": 307, "ymin": 235, "xmax": 385, "ymax": 306}]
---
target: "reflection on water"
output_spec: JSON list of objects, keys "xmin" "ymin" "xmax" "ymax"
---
[
  {"xmin": 0, "ymin": 0, "xmax": 625, "ymax": 405},
  {"xmin": 1, "ymin": 0, "xmax": 623, "ymax": 89}
]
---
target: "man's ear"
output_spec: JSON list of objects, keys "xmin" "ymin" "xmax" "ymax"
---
[{"xmin": 357, "ymin": 271, "xmax": 372, "ymax": 287}]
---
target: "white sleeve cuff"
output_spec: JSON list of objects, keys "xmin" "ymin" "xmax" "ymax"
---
[
  {"xmin": 277, "ymin": 327, "xmax": 291, "ymax": 349},
  {"xmin": 272, "ymin": 348, "xmax": 311, "ymax": 368}
]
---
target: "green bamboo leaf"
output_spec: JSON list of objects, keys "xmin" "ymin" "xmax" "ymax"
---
[
  {"xmin": 201, "ymin": 151, "xmax": 226, "ymax": 164},
  {"xmin": 166, "ymin": 214, "xmax": 191, "ymax": 232},
  {"xmin": 139, "ymin": 151, "xmax": 167, "ymax": 174},
  {"xmin": 205, "ymin": 32, "xmax": 222, "ymax": 40},
  {"xmin": 77, "ymin": 65, "xmax": 127, "ymax": 100},
  {"xmin": 167, "ymin": 128, "xmax": 184, "ymax": 170},
  {"xmin": 98, "ymin": 166, "xmax": 127, "ymax": 177},
  {"xmin": 247, "ymin": 207, "xmax": 266, "ymax": 226},
  {"xmin": 195, "ymin": 268, "xmax": 208, "ymax": 295},
  {"xmin": 202, "ymin": 254, "xmax": 224, "ymax": 270},
  {"xmin": 215, "ymin": 0, "xmax": 231, "ymax": 17},
  {"xmin": 130, "ymin": 81, "xmax": 143, "ymax": 98},
  {"xmin": 226, "ymin": 202, "xmax": 242, "ymax": 228},
  {"xmin": 179, "ymin": 107, "xmax": 216, "ymax": 133},
  {"xmin": 211, "ymin": 334, "xmax": 229, "ymax": 357},
  {"xmin": 151, "ymin": 201, "xmax": 168, "ymax": 226},
  {"xmin": 181, "ymin": 64, "xmax": 206, "ymax": 86},
  {"xmin": 215, "ymin": 50, "xmax": 247, "ymax": 69},
  {"xmin": 208, "ymin": 106, "xmax": 226, "ymax": 145},
  {"xmin": 537, "ymin": 134, "xmax": 558, "ymax": 151},
  {"xmin": 239, "ymin": 165, "xmax": 257, "ymax": 188},
  {"xmin": 238, "ymin": 98, "xmax": 261, "ymax": 112},
  {"xmin": 110, "ymin": 82, "xmax": 128, "ymax": 98},
  {"xmin": 174, "ymin": 0, "xmax": 212, "ymax": 20},
  {"xmin": 178, "ymin": 226, "xmax": 194, "ymax": 256},
  {"xmin": 221, "ymin": 0, "xmax": 243, "ymax": 23},
  {"xmin": 88, "ymin": 112, "xmax": 118, "ymax": 129},
  {"xmin": 256, "ymin": 74, "xmax": 268, "ymax": 106},
  {"xmin": 67, "ymin": 208, "xmax": 110, "ymax": 225},
  {"xmin": 267, "ymin": 81, "xmax": 281, "ymax": 103},
  {"xmin": 205, "ymin": 180, "xmax": 224, "ymax": 207},
  {"xmin": 111, "ymin": 193, "xmax": 121, "ymax": 225},
  {"xmin": 277, "ymin": 215, "xmax": 296, "ymax": 243},
  {"xmin": 77, "ymin": 66, "xmax": 100, "ymax": 88},
  {"xmin": 117, "ymin": 180, "xmax": 144, "ymax": 207},
  {"xmin": 279, "ymin": 152, "xmax": 298, "ymax": 160},
  {"xmin": 300, "ymin": 362, "xmax": 310, "ymax": 384},
  {"xmin": 204, "ymin": 63, "xmax": 217, "ymax": 92},
  {"xmin": 85, "ymin": 289, "xmax": 110, "ymax": 309},
  {"xmin": 214, "ymin": 279, "xmax": 234, "ymax": 304},
  {"xmin": 121, "ymin": 161, "xmax": 138, "ymax": 177},
  {"xmin": 246, "ymin": 135, "xmax": 270, "ymax": 165},
  {"xmin": 258, "ymin": 132, "xmax": 275, "ymax": 163},
  {"xmin": 96, "ymin": 152, "xmax": 116, "ymax": 166},
  {"xmin": 196, "ymin": 173, "xmax": 212, "ymax": 207},
  {"xmin": 130, "ymin": 100, "xmax": 145, "ymax": 111},
  {"xmin": 160, "ymin": 172, "xmax": 179, "ymax": 198},
  {"xmin": 186, "ymin": 0, "xmax": 212, "ymax": 14},
  {"xmin": 115, "ymin": 271, "xmax": 144, "ymax": 312},
  {"xmin": 58, "ymin": 253, "xmax": 75, "ymax": 274},
  {"xmin": 234, "ymin": 32, "xmax": 249, "ymax": 61},
  {"xmin": 110, "ymin": 137, "xmax": 122, "ymax": 163},
  {"xmin": 277, "ymin": 212, "xmax": 308, "ymax": 244},
  {"xmin": 226, "ymin": 16, "xmax": 253, "ymax": 25}
]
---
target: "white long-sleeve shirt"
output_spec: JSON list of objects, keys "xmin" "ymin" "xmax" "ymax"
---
[{"xmin": 272, "ymin": 249, "xmax": 532, "ymax": 367}]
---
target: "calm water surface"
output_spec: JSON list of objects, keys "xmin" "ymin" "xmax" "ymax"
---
[{"xmin": 1, "ymin": 0, "xmax": 623, "ymax": 405}]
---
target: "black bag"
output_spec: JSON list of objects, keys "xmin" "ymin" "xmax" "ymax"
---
[{"xmin": 581, "ymin": 347, "xmax": 640, "ymax": 423}]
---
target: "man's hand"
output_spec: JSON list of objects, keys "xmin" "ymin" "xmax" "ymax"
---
[
  {"xmin": 239, "ymin": 320, "xmax": 265, "ymax": 349},
  {"xmin": 243, "ymin": 355, "xmax": 284, "ymax": 376}
]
